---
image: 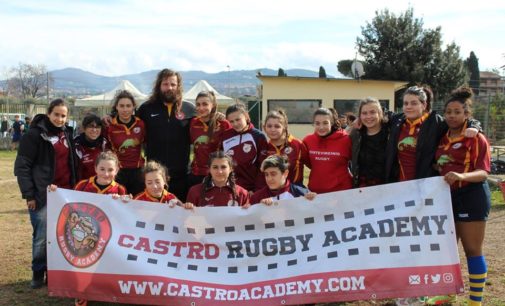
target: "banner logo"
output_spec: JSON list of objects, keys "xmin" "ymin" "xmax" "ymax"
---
[{"xmin": 56, "ymin": 202, "xmax": 112, "ymax": 268}]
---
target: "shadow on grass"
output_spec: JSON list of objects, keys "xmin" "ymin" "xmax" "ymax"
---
[
  {"xmin": 0, "ymin": 209, "xmax": 28, "ymax": 215},
  {"xmin": 0, "ymin": 281, "xmax": 140, "ymax": 305}
]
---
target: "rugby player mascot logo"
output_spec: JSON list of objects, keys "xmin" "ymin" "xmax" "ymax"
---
[{"xmin": 56, "ymin": 202, "xmax": 112, "ymax": 268}]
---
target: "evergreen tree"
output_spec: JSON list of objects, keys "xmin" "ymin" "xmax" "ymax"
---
[
  {"xmin": 356, "ymin": 7, "xmax": 467, "ymax": 100},
  {"xmin": 319, "ymin": 66, "xmax": 327, "ymax": 78},
  {"xmin": 337, "ymin": 60, "xmax": 354, "ymax": 77},
  {"xmin": 277, "ymin": 68, "xmax": 287, "ymax": 77},
  {"xmin": 466, "ymin": 51, "xmax": 480, "ymax": 95}
]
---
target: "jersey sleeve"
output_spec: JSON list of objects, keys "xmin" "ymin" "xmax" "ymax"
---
[
  {"xmin": 186, "ymin": 185, "xmax": 201, "ymax": 206},
  {"xmin": 472, "ymin": 134, "xmax": 491, "ymax": 173},
  {"xmin": 74, "ymin": 179, "xmax": 87, "ymax": 191}
]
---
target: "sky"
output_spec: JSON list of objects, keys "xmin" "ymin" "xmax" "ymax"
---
[{"xmin": 1, "ymin": 0, "xmax": 504, "ymax": 77}]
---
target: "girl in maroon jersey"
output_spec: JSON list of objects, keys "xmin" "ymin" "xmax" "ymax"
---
[
  {"xmin": 106, "ymin": 90, "xmax": 145, "ymax": 195},
  {"xmin": 186, "ymin": 151, "xmax": 250, "ymax": 207},
  {"xmin": 189, "ymin": 91, "xmax": 231, "ymax": 187},
  {"xmin": 220, "ymin": 103, "xmax": 268, "ymax": 192},
  {"xmin": 73, "ymin": 151, "xmax": 127, "ymax": 198},
  {"xmin": 134, "ymin": 160, "xmax": 193, "ymax": 209},
  {"xmin": 74, "ymin": 114, "xmax": 109, "ymax": 180},
  {"xmin": 432, "ymin": 87, "xmax": 491, "ymax": 306},
  {"xmin": 303, "ymin": 108, "xmax": 352, "ymax": 193},
  {"xmin": 251, "ymin": 155, "xmax": 316, "ymax": 205},
  {"xmin": 66, "ymin": 151, "xmax": 126, "ymax": 306},
  {"xmin": 263, "ymin": 109, "xmax": 308, "ymax": 186}
]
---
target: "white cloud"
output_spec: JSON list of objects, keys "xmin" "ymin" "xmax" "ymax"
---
[{"xmin": 0, "ymin": 0, "xmax": 504, "ymax": 76}]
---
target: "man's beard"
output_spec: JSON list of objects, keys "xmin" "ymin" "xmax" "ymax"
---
[{"xmin": 159, "ymin": 89, "xmax": 179, "ymax": 104}]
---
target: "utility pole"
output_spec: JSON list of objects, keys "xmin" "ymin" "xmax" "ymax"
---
[
  {"xmin": 227, "ymin": 65, "xmax": 231, "ymax": 96},
  {"xmin": 46, "ymin": 72, "xmax": 50, "ymax": 103}
]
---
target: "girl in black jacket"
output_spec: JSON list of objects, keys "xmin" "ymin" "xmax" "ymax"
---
[
  {"xmin": 14, "ymin": 99, "xmax": 78, "ymax": 289},
  {"xmin": 350, "ymin": 97, "xmax": 390, "ymax": 188},
  {"xmin": 384, "ymin": 85, "xmax": 479, "ymax": 183}
]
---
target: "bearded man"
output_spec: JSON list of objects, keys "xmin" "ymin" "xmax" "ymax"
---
[{"xmin": 137, "ymin": 69, "xmax": 195, "ymax": 201}]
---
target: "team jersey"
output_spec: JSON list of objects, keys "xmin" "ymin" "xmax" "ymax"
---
[
  {"xmin": 134, "ymin": 189, "xmax": 179, "ymax": 204},
  {"xmin": 50, "ymin": 131, "xmax": 72, "ymax": 189},
  {"xmin": 220, "ymin": 123, "xmax": 268, "ymax": 191},
  {"xmin": 186, "ymin": 182, "xmax": 250, "ymax": 207},
  {"xmin": 190, "ymin": 117, "xmax": 232, "ymax": 176},
  {"xmin": 74, "ymin": 134, "xmax": 109, "ymax": 180},
  {"xmin": 303, "ymin": 129, "xmax": 352, "ymax": 193},
  {"xmin": 250, "ymin": 180, "xmax": 309, "ymax": 204},
  {"xmin": 436, "ymin": 128, "xmax": 491, "ymax": 189},
  {"xmin": 397, "ymin": 113, "xmax": 429, "ymax": 181},
  {"xmin": 106, "ymin": 116, "xmax": 145, "ymax": 169},
  {"xmin": 74, "ymin": 176, "xmax": 127, "ymax": 195},
  {"xmin": 266, "ymin": 135, "xmax": 308, "ymax": 185}
]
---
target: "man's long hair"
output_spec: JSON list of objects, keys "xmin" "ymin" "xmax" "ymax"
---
[{"xmin": 148, "ymin": 69, "xmax": 183, "ymax": 112}]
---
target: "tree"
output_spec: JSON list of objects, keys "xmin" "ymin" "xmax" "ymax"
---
[
  {"xmin": 318, "ymin": 66, "xmax": 327, "ymax": 78},
  {"xmin": 338, "ymin": 60, "xmax": 367, "ymax": 78},
  {"xmin": 465, "ymin": 51, "xmax": 480, "ymax": 95},
  {"xmin": 7, "ymin": 63, "xmax": 52, "ymax": 99},
  {"xmin": 356, "ymin": 8, "xmax": 467, "ymax": 100},
  {"xmin": 277, "ymin": 68, "xmax": 287, "ymax": 77},
  {"xmin": 337, "ymin": 60, "xmax": 354, "ymax": 77}
]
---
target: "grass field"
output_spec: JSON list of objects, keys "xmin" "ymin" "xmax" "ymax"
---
[{"xmin": 1, "ymin": 150, "xmax": 504, "ymax": 305}]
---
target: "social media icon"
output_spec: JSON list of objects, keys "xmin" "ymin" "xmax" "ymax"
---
[
  {"xmin": 431, "ymin": 274, "xmax": 441, "ymax": 284},
  {"xmin": 443, "ymin": 273, "xmax": 454, "ymax": 283},
  {"xmin": 424, "ymin": 274, "xmax": 430, "ymax": 284},
  {"xmin": 409, "ymin": 275, "xmax": 421, "ymax": 285}
]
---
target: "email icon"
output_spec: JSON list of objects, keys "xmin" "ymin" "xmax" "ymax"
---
[{"xmin": 409, "ymin": 275, "xmax": 421, "ymax": 285}]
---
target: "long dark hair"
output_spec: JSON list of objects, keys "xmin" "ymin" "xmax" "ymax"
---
[
  {"xmin": 313, "ymin": 107, "xmax": 341, "ymax": 132},
  {"xmin": 111, "ymin": 90, "xmax": 136, "ymax": 116},
  {"xmin": 196, "ymin": 90, "xmax": 219, "ymax": 140},
  {"xmin": 148, "ymin": 69, "xmax": 183, "ymax": 113},
  {"xmin": 47, "ymin": 98, "xmax": 69, "ymax": 115},
  {"xmin": 200, "ymin": 151, "xmax": 239, "ymax": 205},
  {"xmin": 226, "ymin": 103, "xmax": 251, "ymax": 124}
]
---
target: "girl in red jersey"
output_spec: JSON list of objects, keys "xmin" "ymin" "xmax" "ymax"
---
[
  {"xmin": 432, "ymin": 87, "xmax": 491, "ymax": 306},
  {"xmin": 220, "ymin": 103, "xmax": 268, "ymax": 192},
  {"xmin": 69, "ymin": 151, "xmax": 126, "ymax": 306},
  {"xmin": 74, "ymin": 151, "xmax": 127, "ymax": 197},
  {"xmin": 74, "ymin": 114, "xmax": 109, "ymax": 180},
  {"xmin": 134, "ymin": 161, "xmax": 192, "ymax": 209},
  {"xmin": 303, "ymin": 108, "xmax": 352, "ymax": 193},
  {"xmin": 106, "ymin": 90, "xmax": 145, "ymax": 195},
  {"xmin": 186, "ymin": 151, "xmax": 250, "ymax": 207},
  {"xmin": 263, "ymin": 109, "xmax": 307, "ymax": 186},
  {"xmin": 251, "ymin": 155, "xmax": 316, "ymax": 205},
  {"xmin": 189, "ymin": 91, "xmax": 231, "ymax": 186}
]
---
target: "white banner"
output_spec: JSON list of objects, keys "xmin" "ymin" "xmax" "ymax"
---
[{"xmin": 47, "ymin": 177, "xmax": 464, "ymax": 305}]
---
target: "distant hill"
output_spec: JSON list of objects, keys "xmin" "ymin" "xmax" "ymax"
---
[{"xmin": 46, "ymin": 67, "xmax": 331, "ymax": 97}]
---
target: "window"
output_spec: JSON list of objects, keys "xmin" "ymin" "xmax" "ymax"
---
[
  {"xmin": 333, "ymin": 99, "xmax": 390, "ymax": 115},
  {"xmin": 268, "ymin": 100, "xmax": 321, "ymax": 124}
]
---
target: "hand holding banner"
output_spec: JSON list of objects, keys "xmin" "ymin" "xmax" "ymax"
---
[{"xmin": 47, "ymin": 177, "xmax": 464, "ymax": 305}]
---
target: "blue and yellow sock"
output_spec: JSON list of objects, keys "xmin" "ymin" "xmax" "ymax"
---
[{"xmin": 467, "ymin": 255, "xmax": 487, "ymax": 306}]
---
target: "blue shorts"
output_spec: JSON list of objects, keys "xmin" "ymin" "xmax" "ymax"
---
[
  {"xmin": 451, "ymin": 181, "xmax": 491, "ymax": 222},
  {"xmin": 12, "ymin": 133, "xmax": 21, "ymax": 142}
]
